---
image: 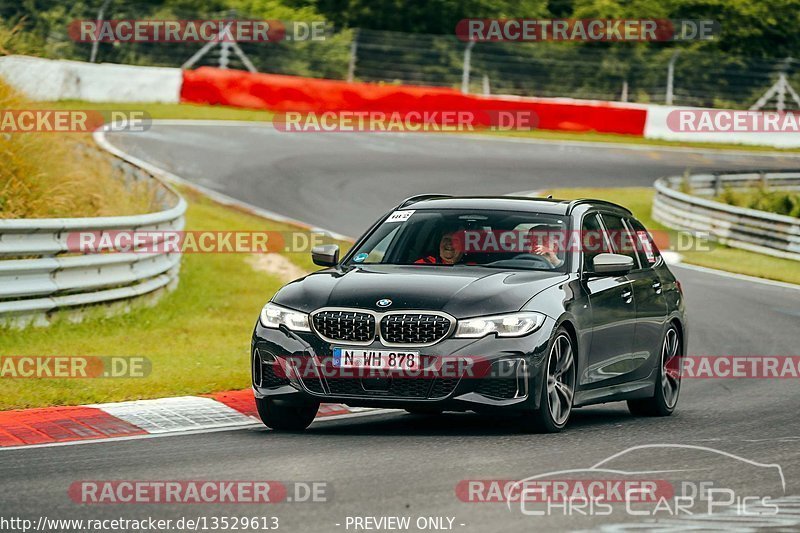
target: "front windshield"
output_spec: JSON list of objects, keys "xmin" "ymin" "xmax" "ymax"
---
[{"xmin": 346, "ymin": 209, "xmax": 569, "ymax": 271}]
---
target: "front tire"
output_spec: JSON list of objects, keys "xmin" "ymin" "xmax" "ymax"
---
[
  {"xmin": 521, "ymin": 327, "xmax": 576, "ymax": 433},
  {"xmin": 628, "ymin": 326, "xmax": 682, "ymax": 417},
  {"xmin": 256, "ymin": 396, "xmax": 319, "ymax": 431}
]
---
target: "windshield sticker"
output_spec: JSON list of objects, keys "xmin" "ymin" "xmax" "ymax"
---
[
  {"xmin": 386, "ymin": 210, "xmax": 415, "ymax": 223},
  {"xmin": 353, "ymin": 252, "xmax": 368, "ymax": 263}
]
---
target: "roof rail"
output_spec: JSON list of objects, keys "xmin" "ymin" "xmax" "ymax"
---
[
  {"xmin": 397, "ymin": 194, "xmax": 453, "ymax": 209},
  {"xmin": 566, "ymin": 198, "xmax": 632, "ymax": 215}
]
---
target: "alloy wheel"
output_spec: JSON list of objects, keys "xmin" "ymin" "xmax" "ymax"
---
[
  {"xmin": 661, "ymin": 328, "xmax": 681, "ymax": 409},
  {"xmin": 546, "ymin": 333, "xmax": 575, "ymax": 426}
]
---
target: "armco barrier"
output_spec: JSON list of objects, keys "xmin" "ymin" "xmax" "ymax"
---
[
  {"xmin": 180, "ymin": 67, "xmax": 648, "ymax": 135},
  {"xmin": 653, "ymin": 171, "xmax": 800, "ymax": 261},
  {"xmin": 0, "ymin": 142, "xmax": 186, "ymax": 327}
]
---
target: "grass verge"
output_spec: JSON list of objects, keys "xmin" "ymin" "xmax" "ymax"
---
[
  {"xmin": 0, "ymin": 82, "xmax": 159, "ymax": 218},
  {"xmin": 545, "ymin": 187, "xmax": 800, "ymax": 285},
  {"xmin": 0, "ymin": 185, "xmax": 349, "ymax": 410}
]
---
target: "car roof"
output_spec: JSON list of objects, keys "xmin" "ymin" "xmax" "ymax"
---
[{"xmin": 402, "ymin": 196, "xmax": 631, "ymax": 216}]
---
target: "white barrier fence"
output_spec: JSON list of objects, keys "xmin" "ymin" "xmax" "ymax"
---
[
  {"xmin": 0, "ymin": 148, "xmax": 186, "ymax": 327},
  {"xmin": 643, "ymin": 105, "xmax": 800, "ymax": 149},
  {"xmin": 653, "ymin": 171, "xmax": 800, "ymax": 261},
  {"xmin": 0, "ymin": 55, "xmax": 181, "ymax": 103},
  {"xmin": 2, "ymin": 55, "xmax": 800, "ymax": 148}
]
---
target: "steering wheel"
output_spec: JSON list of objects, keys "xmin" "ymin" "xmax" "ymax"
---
[{"xmin": 510, "ymin": 253, "xmax": 554, "ymax": 268}]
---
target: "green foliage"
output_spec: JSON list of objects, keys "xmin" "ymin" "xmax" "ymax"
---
[
  {"xmin": 716, "ymin": 183, "xmax": 800, "ymax": 217},
  {"xmin": 296, "ymin": 0, "xmax": 549, "ymax": 34},
  {"xmin": 3, "ymin": 0, "xmax": 799, "ymax": 59},
  {"xmin": 1, "ymin": 0, "xmax": 798, "ymax": 105}
]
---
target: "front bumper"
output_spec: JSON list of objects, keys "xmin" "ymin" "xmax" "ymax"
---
[{"xmin": 250, "ymin": 317, "xmax": 555, "ymax": 413}]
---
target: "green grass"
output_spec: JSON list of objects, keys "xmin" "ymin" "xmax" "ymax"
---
[
  {"xmin": 45, "ymin": 100, "xmax": 275, "ymax": 122},
  {"xmin": 546, "ymin": 187, "xmax": 800, "ymax": 285},
  {"xmin": 43, "ymin": 100, "xmax": 800, "ymax": 153},
  {"xmin": 0, "ymin": 186, "xmax": 348, "ymax": 410}
]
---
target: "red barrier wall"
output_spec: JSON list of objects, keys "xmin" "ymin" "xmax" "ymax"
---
[{"xmin": 181, "ymin": 67, "xmax": 647, "ymax": 135}]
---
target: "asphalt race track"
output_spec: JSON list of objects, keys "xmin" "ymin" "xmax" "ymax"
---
[
  {"xmin": 108, "ymin": 122, "xmax": 800, "ymax": 236},
  {"xmin": 3, "ymin": 123, "xmax": 799, "ymax": 532}
]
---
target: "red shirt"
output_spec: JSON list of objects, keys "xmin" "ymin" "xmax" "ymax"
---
[{"xmin": 414, "ymin": 256, "xmax": 474, "ymax": 265}]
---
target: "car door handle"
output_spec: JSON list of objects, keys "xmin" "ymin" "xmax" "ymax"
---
[
  {"xmin": 621, "ymin": 289, "xmax": 633, "ymax": 303},
  {"xmin": 652, "ymin": 281, "xmax": 662, "ymax": 294}
]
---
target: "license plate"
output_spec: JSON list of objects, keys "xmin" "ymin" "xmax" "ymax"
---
[{"xmin": 333, "ymin": 348, "xmax": 419, "ymax": 370}]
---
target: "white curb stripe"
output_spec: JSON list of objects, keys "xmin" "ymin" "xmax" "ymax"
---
[
  {"xmin": 0, "ymin": 408, "xmax": 394, "ymax": 452},
  {"xmin": 89, "ymin": 396, "xmax": 256, "ymax": 434}
]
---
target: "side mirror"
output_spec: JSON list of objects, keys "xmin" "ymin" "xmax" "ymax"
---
[
  {"xmin": 312, "ymin": 244, "xmax": 339, "ymax": 267},
  {"xmin": 591, "ymin": 253, "xmax": 634, "ymax": 276}
]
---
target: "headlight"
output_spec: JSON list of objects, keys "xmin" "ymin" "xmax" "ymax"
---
[
  {"xmin": 259, "ymin": 302, "xmax": 310, "ymax": 331},
  {"xmin": 454, "ymin": 312, "xmax": 545, "ymax": 338}
]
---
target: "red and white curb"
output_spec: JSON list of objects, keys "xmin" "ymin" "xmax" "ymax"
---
[{"xmin": 0, "ymin": 390, "xmax": 378, "ymax": 450}]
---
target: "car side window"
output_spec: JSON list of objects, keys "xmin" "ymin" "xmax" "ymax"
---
[
  {"xmin": 599, "ymin": 214, "xmax": 641, "ymax": 269},
  {"xmin": 581, "ymin": 213, "xmax": 612, "ymax": 272},
  {"xmin": 627, "ymin": 218, "xmax": 662, "ymax": 267}
]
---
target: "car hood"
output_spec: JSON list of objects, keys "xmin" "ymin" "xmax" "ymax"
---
[{"xmin": 272, "ymin": 264, "xmax": 567, "ymax": 317}]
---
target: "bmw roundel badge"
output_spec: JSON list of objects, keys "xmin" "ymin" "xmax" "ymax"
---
[{"xmin": 376, "ymin": 299, "xmax": 392, "ymax": 308}]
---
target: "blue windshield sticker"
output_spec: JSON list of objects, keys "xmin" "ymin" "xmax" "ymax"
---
[{"xmin": 353, "ymin": 252, "xmax": 368, "ymax": 263}]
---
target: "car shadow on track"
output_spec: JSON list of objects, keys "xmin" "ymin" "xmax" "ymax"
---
[{"xmin": 292, "ymin": 405, "xmax": 651, "ymax": 437}]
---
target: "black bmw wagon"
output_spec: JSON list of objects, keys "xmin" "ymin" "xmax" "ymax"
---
[{"xmin": 251, "ymin": 195, "xmax": 686, "ymax": 432}]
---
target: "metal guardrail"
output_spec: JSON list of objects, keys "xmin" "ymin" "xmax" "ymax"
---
[
  {"xmin": 0, "ymin": 148, "xmax": 186, "ymax": 325},
  {"xmin": 653, "ymin": 170, "xmax": 800, "ymax": 261}
]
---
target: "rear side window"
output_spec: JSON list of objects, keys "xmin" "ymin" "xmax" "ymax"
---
[
  {"xmin": 627, "ymin": 218, "xmax": 662, "ymax": 266},
  {"xmin": 599, "ymin": 214, "xmax": 641, "ymax": 269},
  {"xmin": 581, "ymin": 213, "xmax": 612, "ymax": 272}
]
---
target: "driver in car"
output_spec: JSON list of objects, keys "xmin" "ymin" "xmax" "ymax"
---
[
  {"xmin": 415, "ymin": 230, "xmax": 465, "ymax": 265},
  {"xmin": 528, "ymin": 227, "xmax": 563, "ymax": 267}
]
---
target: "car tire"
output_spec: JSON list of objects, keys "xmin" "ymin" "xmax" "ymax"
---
[
  {"xmin": 627, "ymin": 325, "xmax": 682, "ymax": 417},
  {"xmin": 255, "ymin": 396, "xmax": 319, "ymax": 431},
  {"xmin": 521, "ymin": 326, "xmax": 576, "ymax": 433}
]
